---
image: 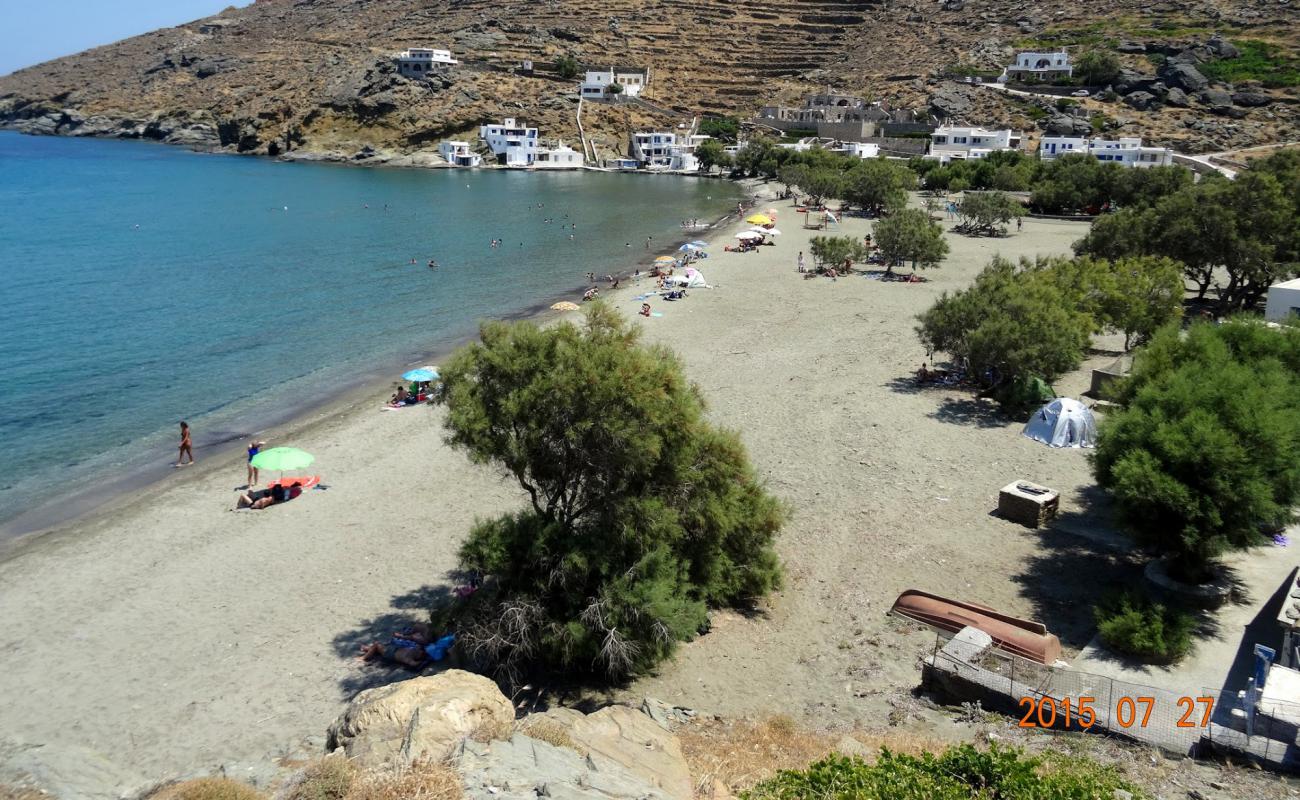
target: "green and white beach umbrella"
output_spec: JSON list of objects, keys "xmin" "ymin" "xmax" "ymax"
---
[{"xmin": 249, "ymin": 447, "xmax": 315, "ymax": 472}]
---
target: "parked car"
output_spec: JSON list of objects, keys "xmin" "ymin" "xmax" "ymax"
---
[{"xmin": 1071, "ymin": 89, "xmax": 1090, "ymax": 97}]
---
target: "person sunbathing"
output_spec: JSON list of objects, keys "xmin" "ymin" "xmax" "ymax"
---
[
  {"xmin": 358, "ymin": 626, "xmax": 456, "ymax": 669},
  {"xmin": 235, "ymin": 481, "xmax": 302, "ymax": 510}
]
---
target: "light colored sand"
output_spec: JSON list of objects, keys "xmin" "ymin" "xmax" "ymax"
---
[{"xmin": 0, "ymin": 189, "xmax": 1194, "ymax": 783}]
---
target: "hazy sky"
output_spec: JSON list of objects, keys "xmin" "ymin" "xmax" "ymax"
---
[{"xmin": 0, "ymin": 2, "xmax": 250, "ymax": 76}]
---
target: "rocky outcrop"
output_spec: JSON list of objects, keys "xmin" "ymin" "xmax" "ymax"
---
[
  {"xmin": 456, "ymin": 733, "xmax": 679, "ymax": 800},
  {"xmin": 1159, "ymin": 62, "xmax": 1210, "ymax": 93},
  {"xmin": 325, "ymin": 670, "xmax": 514, "ymax": 767},
  {"xmin": 530, "ymin": 706, "xmax": 693, "ymax": 799},
  {"xmin": 1043, "ymin": 114, "xmax": 1092, "ymax": 137}
]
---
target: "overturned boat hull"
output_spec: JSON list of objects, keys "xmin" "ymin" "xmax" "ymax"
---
[{"xmin": 890, "ymin": 589, "xmax": 1062, "ymax": 664}]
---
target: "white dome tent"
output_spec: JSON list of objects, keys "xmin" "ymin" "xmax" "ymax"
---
[{"xmin": 1022, "ymin": 398, "xmax": 1097, "ymax": 448}]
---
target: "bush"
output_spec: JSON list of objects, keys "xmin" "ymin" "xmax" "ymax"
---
[
  {"xmin": 697, "ymin": 116, "xmax": 740, "ymax": 142},
  {"xmin": 150, "ymin": 779, "xmax": 264, "ymax": 800},
  {"xmin": 1094, "ymin": 592, "xmax": 1195, "ymax": 663},
  {"xmin": 553, "ymin": 55, "xmax": 579, "ymax": 80},
  {"xmin": 808, "ymin": 235, "xmax": 869, "ymax": 271},
  {"xmin": 1199, "ymin": 40, "xmax": 1300, "ymax": 88},
  {"xmin": 955, "ymin": 191, "xmax": 1023, "ymax": 236},
  {"xmin": 435, "ymin": 304, "xmax": 784, "ymax": 680},
  {"xmin": 1093, "ymin": 321, "xmax": 1300, "ymax": 580},
  {"xmin": 281, "ymin": 758, "xmax": 355, "ymax": 800},
  {"xmin": 916, "ymin": 257, "xmax": 1093, "ymax": 407},
  {"xmin": 743, "ymin": 744, "xmax": 1145, "ymax": 800},
  {"xmin": 1075, "ymin": 49, "xmax": 1121, "ymax": 85}
]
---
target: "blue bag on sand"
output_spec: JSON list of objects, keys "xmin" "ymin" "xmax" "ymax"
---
[{"xmin": 425, "ymin": 633, "xmax": 456, "ymax": 661}]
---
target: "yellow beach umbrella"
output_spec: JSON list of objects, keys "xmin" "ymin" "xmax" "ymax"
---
[
  {"xmin": 551, "ymin": 301, "xmax": 580, "ymax": 312},
  {"xmin": 653, "ymin": 255, "xmax": 677, "ymax": 264},
  {"xmin": 745, "ymin": 213, "xmax": 773, "ymax": 226}
]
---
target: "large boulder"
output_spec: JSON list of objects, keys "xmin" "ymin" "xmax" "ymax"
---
[
  {"xmin": 531, "ymin": 706, "xmax": 693, "ymax": 799},
  {"xmin": 1165, "ymin": 87, "xmax": 1190, "ymax": 107},
  {"xmin": 1232, "ymin": 90, "xmax": 1272, "ymax": 107},
  {"xmin": 326, "ymin": 671, "xmax": 514, "ymax": 767},
  {"xmin": 1159, "ymin": 62, "xmax": 1210, "ymax": 92},
  {"xmin": 1207, "ymin": 35, "xmax": 1241, "ymax": 60},
  {"xmin": 928, "ymin": 83, "xmax": 972, "ymax": 120},
  {"xmin": 1043, "ymin": 114, "xmax": 1092, "ymax": 137},
  {"xmin": 1123, "ymin": 91, "xmax": 1160, "ymax": 111}
]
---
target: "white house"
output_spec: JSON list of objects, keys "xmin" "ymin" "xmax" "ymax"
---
[
  {"xmin": 479, "ymin": 118, "xmax": 539, "ymax": 167},
  {"xmin": 579, "ymin": 67, "xmax": 649, "ymax": 100},
  {"xmin": 1265, "ymin": 278, "xmax": 1300, "ymax": 322},
  {"xmin": 831, "ymin": 141, "xmax": 881, "ymax": 159},
  {"xmin": 438, "ymin": 141, "xmax": 481, "ymax": 168},
  {"xmin": 1039, "ymin": 136, "xmax": 1174, "ymax": 168},
  {"xmin": 397, "ymin": 48, "xmax": 458, "ymax": 79},
  {"xmin": 534, "ymin": 142, "xmax": 585, "ymax": 169},
  {"xmin": 1000, "ymin": 51, "xmax": 1072, "ymax": 83},
  {"xmin": 631, "ymin": 131, "xmax": 678, "ymax": 167},
  {"xmin": 926, "ymin": 126, "xmax": 1022, "ymax": 162}
]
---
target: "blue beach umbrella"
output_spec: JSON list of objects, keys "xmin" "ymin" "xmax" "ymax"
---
[
  {"xmin": 689, "ymin": 240, "xmax": 709, "ymax": 247},
  {"xmin": 678, "ymin": 243, "xmax": 702, "ymax": 252},
  {"xmin": 402, "ymin": 367, "xmax": 439, "ymax": 382}
]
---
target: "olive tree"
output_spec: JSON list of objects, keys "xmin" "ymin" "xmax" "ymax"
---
[{"xmin": 874, "ymin": 208, "xmax": 949, "ymax": 273}]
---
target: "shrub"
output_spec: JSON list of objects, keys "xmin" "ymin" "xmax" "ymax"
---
[
  {"xmin": 281, "ymin": 758, "xmax": 355, "ymax": 800},
  {"xmin": 435, "ymin": 304, "xmax": 784, "ymax": 680},
  {"xmin": 955, "ymin": 191, "xmax": 1023, "ymax": 236},
  {"xmin": 1093, "ymin": 321, "xmax": 1300, "ymax": 580},
  {"xmin": 809, "ymin": 235, "xmax": 869, "ymax": 270},
  {"xmin": 916, "ymin": 257, "xmax": 1093, "ymax": 406},
  {"xmin": 1094, "ymin": 592, "xmax": 1195, "ymax": 663},
  {"xmin": 742, "ymin": 744, "xmax": 1145, "ymax": 800},
  {"xmin": 1075, "ymin": 49, "xmax": 1121, "ymax": 85},
  {"xmin": 344, "ymin": 762, "xmax": 462, "ymax": 800},
  {"xmin": 697, "ymin": 116, "xmax": 740, "ymax": 142},
  {"xmin": 149, "ymin": 779, "xmax": 264, "ymax": 800},
  {"xmin": 553, "ymin": 55, "xmax": 579, "ymax": 80},
  {"xmin": 1199, "ymin": 40, "xmax": 1300, "ymax": 88}
]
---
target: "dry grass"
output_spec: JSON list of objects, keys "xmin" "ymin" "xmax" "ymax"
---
[
  {"xmin": 344, "ymin": 761, "xmax": 461, "ymax": 800},
  {"xmin": 0, "ymin": 786, "xmax": 53, "ymax": 800},
  {"xmin": 466, "ymin": 714, "xmax": 514, "ymax": 744},
  {"xmin": 679, "ymin": 715, "xmax": 948, "ymax": 798},
  {"xmin": 148, "ymin": 778, "xmax": 265, "ymax": 800},
  {"xmin": 278, "ymin": 757, "xmax": 355, "ymax": 800},
  {"xmin": 516, "ymin": 718, "xmax": 584, "ymax": 755}
]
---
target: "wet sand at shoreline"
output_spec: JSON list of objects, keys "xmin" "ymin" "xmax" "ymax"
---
[{"xmin": 0, "ymin": 188, "xmax": 1117, "ymax": 786}]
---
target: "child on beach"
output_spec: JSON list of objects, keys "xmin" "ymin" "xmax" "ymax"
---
[
  {"xmin": 246, "ymin": 439, "xmax": 267, "ymax": 487},
  {"xmin": 175, "ymin": 421, "xmax": 194, "ymax": 467}
]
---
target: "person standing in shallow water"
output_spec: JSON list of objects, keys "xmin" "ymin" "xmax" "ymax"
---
[{"xmin": 175, "ymin": 421, "xmax": 194, "ymax": 467}]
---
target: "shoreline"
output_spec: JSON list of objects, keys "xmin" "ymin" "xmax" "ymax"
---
[{"xmin": 0, "ymin": 182, "xmax": 754, "ymax": 559}]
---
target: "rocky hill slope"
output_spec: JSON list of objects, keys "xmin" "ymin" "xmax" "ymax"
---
[{"xmin": 0, "ymin": 0, "xmax": 1295, "ymax": 160}]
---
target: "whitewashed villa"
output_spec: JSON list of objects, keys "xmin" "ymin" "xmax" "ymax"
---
[
  {"xmin": 397, "ymin": 48, "xmax": 458, "ymax": 78},
  {"xmin": 479, "ymin": 118, "xmax": 539, "ymax": 167},
  {"xmin": 1039, "ymin": 136, "xmax": 1174, "ymax": 167},
  {"xmin": 437, "ymin": 141, "xmax": 481, "ymax": 167},
  {"xmin": 926, "ymin": 126, "xmax": 1022, "ymax": 162},
  {"xmin": 999, "ymin": 51, "xmax": 1072, "ymax": 83},
  {"xmin": 579, "ymin": 67, "xmax": 650, "ymax": 100}
]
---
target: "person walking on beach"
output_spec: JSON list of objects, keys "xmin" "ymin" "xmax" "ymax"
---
[
  {"xmin": 175, "ymin": 421, "xmax": 194, "ymax": 467},
  {"xmin": 645, "ymin": 236, "xmax": 652, "ymax": 250},
  {"xmin": 246, "ymin": 438, "xmax": 267, "ymax": 487},
  {"xmin": 797, "ymin": 251, "xmax": 806, "ymax": 273}
]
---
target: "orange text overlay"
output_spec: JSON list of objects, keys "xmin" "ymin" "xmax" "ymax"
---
[{"xmin": 1017, "ymin": 695, "xmax": 1215, "ymax": 729}]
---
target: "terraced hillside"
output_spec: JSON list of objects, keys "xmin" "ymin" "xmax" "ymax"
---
[{"xmin": 0, "ymin": 0, "xmax": 1295, "ymax": 158}]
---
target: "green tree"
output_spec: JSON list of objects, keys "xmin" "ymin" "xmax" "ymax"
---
[
  {"xmin": 808, "ymin": 235, "xmax": 869, "ymax": 271},
  {"xmin": 1075, "ymin": 49, "xmax": 1121, "ymax": 85},
  {"xmin": 1095, "ymin": 256, "xmax": 1185, "ymax": 349},
  {"xmin": 956, "ymin": 191, "xmax": 1024, "ymax": 236},
  {"xmin": 776, "ymin": 163, "xmax": 809, "ymax": 196},
  {"xmin": 696, "ymin": 116, "xmax": 740, "ymax": 142},
  {"xmin": 916, "ymin": 257, "xmax": 1094, "ymax": 405},
  {"xmin": 843, "ymin": 159, "xmax": 913, "ymax": 215},
  {"xmin": 434, "ymin": 304, "xmax": 784, "ymax": 679},
  {"xmin": 606, "ymin": 81, "xmax": 623, "ymax": 95},
  {"xmin": 1093, "ymin": 322, "xmax": 1300, "ymax": 581},
  {"xmin": 801, "ymin": 167, "xmax": 846, "ymax": 206},
  {"xmin": 874, "ymin": 208, "xmax": 949, "ymax": 273},
  {"xmin": 554, "ymin": 55, "xmax": 579, "ymax": 80},
  {"xmin": 694, "ymin": 139, "xmax": 726, "ymax": 174}
]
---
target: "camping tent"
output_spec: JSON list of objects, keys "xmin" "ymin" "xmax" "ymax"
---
[
  {"xmin": 1022, "ymin": 398, "xmax": 1097, "ymax": 448},
  {"xmin": 665, "ymin": 269, "xmax": 709, "ymax": 288}
]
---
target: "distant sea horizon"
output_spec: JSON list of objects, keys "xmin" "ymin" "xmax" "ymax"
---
[{"xmin": 0, "ymin": 131, "xmax": 744, "ymax": 540}]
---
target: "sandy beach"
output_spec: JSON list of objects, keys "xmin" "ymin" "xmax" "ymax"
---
[{"xmin": 0, "ymin": 186, "xmax": 1135, "ymax": 787}]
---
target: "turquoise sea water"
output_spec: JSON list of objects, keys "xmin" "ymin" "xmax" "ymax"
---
[{"xmin": 0, "ymin": 132, "xmax": 742, "ymax": 537}]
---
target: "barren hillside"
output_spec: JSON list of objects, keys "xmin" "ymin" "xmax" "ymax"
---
[{"xmin": 0, "ymin": 0, "xmax": 1295, "ymax": 159}]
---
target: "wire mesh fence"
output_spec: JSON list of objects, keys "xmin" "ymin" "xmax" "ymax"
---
[{"xmin": 927, "ymin": 632, "xmax": 1300, "ymax": 764}]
